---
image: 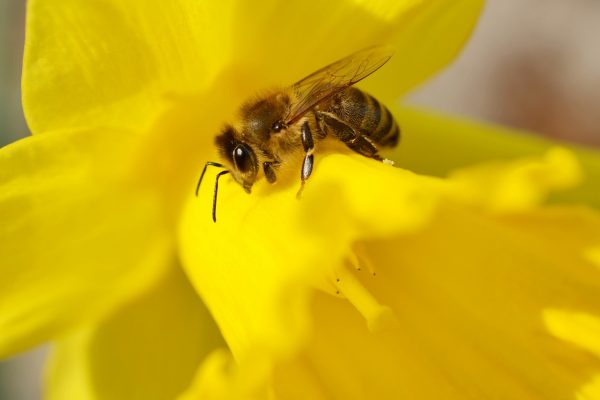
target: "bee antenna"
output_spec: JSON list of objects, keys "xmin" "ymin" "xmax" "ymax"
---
[
  {"xmin": 196, "ymin": 161, "xmax": 225, "ymax": 197},
  {"xmin": 212, "ymin": 170, "xmax": 230, "ymax": 223}
]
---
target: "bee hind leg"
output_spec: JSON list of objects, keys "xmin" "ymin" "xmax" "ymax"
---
[
  {"xmin": 345, "ymin": 135, "xmax": 383, "ymax": 161},
  {"xmin": 320, "ymin": 112, "xmax": 383, "ymax": 161}
]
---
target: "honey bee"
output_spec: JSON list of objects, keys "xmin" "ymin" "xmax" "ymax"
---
[{"xmin": 197, "ymin": 46, "xmax": 400, "ymax": 222}]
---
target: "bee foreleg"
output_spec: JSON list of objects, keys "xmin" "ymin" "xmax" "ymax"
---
[{"xmin": 298, "ymin": 121, "xmax": 315, "ymax": 198}]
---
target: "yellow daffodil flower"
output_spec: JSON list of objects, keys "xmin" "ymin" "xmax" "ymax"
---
[{"xmin": 2, "ymin": 0, "xmax": 600, "ymax": 399}]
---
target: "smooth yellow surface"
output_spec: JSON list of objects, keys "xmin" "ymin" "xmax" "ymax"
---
[
  {"xmin": 22, "ymin": 0, "xmax": 483, "ymax": 135},
  {"xmin": 5, "ymin": 0, "xmax": 600, "ymax": 398},
  {"xmin": 179, "ymin": 154, "xmax": 441, "ymax": 360},
  {"xmin": 22, "ymin": 0, "xmax": 236, "ymax": 134},
  {"xmin": 393, "ymin": 106, "xmax": 600, "ymax": 208},
  {"xmin": 446, "ymin": 147, "xmax": 582, "ymax": 212},
  {"xmin": 0, "ymin": 128, "xmax": 170, "ymax": 357},
  {"xmin": 46, "ymin": 266, "xmax": 224, "ymax": 400},
  {"xmin": 179, "ymin": 149, "xmax": 600, "ymax": 398}
]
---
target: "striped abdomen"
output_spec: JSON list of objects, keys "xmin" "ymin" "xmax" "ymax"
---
[{"xmin": 330, "ymin": 87, "xmax": 400, "ymax": 148}]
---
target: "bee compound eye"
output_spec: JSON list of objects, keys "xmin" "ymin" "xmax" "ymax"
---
[{"xmin": 232, "ymin": 144, "xmax": 255, "ymax": 174}]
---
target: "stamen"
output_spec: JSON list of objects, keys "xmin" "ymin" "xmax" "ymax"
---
[
  {"xmin": 347, "ymin": 251, "xmax": 362, "ymax": 271},
  {"xmin": 351, "ymin": 242, "xmax": 377, "ymax": 276},
  {"xmin": 334, "ymin": 267, "xmax": 396, "ymax": 332},
  {"xmin": 321, "ymin": 273, "xmax": 343, "ymax": 297}
]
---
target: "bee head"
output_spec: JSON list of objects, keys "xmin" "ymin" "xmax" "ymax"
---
[{"xmin": 215, "ymin": 125, "xmax": 258, "ymax": 193}]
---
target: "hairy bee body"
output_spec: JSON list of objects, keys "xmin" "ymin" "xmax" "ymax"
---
[
  {"xmin": 199, "ymin": 46, "xmax": 398, "ymax": 221},
  {"xmin": 227, "ymin": 85, "xmax": 399, "ymax": 184},
  {"xmin": 318, "ymin": 86, "xmax": 400, "ymax": 149}
]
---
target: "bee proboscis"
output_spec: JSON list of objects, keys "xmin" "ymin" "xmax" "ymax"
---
[{"xmin": 197, "ymin": 46, "xmax": 400, "ymax": 222}]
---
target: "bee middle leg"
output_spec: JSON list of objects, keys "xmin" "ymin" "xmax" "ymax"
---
[
  {"xmin": 297, "ymin": 121, "xmax": 315, "ymax": 197},
  {"xmin": 319, "ymin": 112, "xmax": 383, "ymax": 161}
]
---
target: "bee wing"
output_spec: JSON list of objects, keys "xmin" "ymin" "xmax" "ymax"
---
[{"xmin": 285, "ymin": 45, "xmax": 393, "ymax": 124}]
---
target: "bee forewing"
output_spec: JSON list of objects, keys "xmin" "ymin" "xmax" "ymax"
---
[{"xmin": 286, "ymin": 45, "xmax": 394, "ymax": 124}]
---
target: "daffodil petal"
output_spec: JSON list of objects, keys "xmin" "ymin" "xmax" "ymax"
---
[
  {"xmin": 180, "ymin": 146, "xmax": 600, "ymax": 396},
  {"xmin": 23, "ymin": 0, "xmax": 483, "ymax": 135},
  {"xmin": 23, "ymin": 0, "xmax": 236, "ymax": 134},
  {"xmin": 178, "ymin": 349, "xmax": 274, "ymax": 400},
  {"xmin": 46, "ymin": 265, "xmax": 224, "ymax": 400},
  {"xmin": 543, "ymin": 250, "xmax": 600, "ymax": 400},
  {"xmin": 544, "ymin": 310, "xmax": 600, "ymax": 359},
  {"xmin": 178, "ymin": 154, "xmax": 442, "ymax": 361},
  {"xmin": 229, "ymin": 0, "xmax": 484, "ymax": 101},
  {"xmin": 0, "ymin": 129, "xmax": 168, "ymax": 357},
  {"xmin": 366, "ymin": 0, "xmax": 484, "ymax": 99},
  {"xmin": 578, "ymin": 376, "xmax": 600, "ymax": 400},
  {"xmin": 392, "ymin": 106, "xmax": 600, "ymax": 207},
  {"xmin": 274, "ymin": 206, "xmax": 600, "ymax": 399},
  {"xmin": 446, "ymin": 147, "xmax": 582, "ymax": 212}
]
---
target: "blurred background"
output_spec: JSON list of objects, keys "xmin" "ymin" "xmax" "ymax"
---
[{"xmin": 0, "ymin": 0, "xmax": 598, "ymax": 398}]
